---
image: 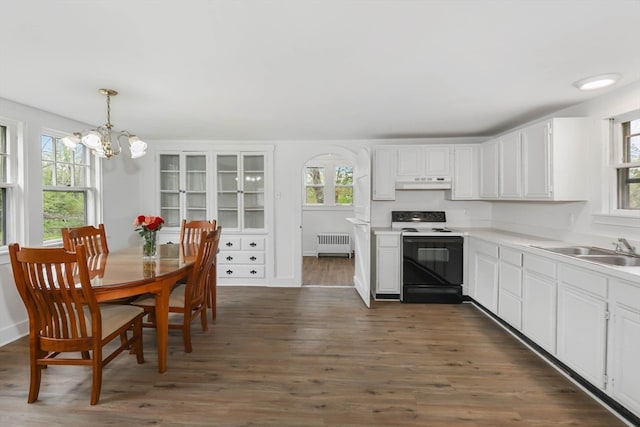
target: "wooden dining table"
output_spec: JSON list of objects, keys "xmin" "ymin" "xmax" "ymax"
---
[{"xmin": 86, "ymin": 245, "xmax": 196, "ymax": 373}]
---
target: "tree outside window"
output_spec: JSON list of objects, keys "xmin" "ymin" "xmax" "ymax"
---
[
  {"xmin": 304, "ymin": 157, "xmax": 353, "ymax": 207},
  {"xmin": 305, "ymin": 166, "xmax": 325, "ymax": 204},
  {"xmin": 41, "ymin": 134, "xmax": 91, "ymax": 241},
  {"xmin": 335, "ymin": 166, "xmax": 353, "ymax": 205}
]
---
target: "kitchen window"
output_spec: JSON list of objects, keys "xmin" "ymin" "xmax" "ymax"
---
[
  {"xmin": 41, "ymin": 133, "xmax": 95, "ymax": 243},
  {"xmin": 0, "ymin": 124, "xmax": 9, "ymax": 246},
  {"xmin": 612, "ymin": 112, "xmax": 640, "ymax": 212},
  {"xmin": 304, "ymin": 158, "xmax": 353, "ymax": 207}
]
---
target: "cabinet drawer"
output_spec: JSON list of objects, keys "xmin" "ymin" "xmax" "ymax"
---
[
  {"xmin": 559, "ymin": 264, "xmax": 607, "ymax": 299},
  {"xmin": 220, "ymin": 237, "xmax": 241, "ymax": 250},
  {"xmin": 473, "ymin": 239, "xmax": 499, "ymax": 258},
  {"xmin": 500, "ymin": 246, "xmax": 522, "ymax": 266},
  {"xmin": 218, "ymin": 251, "xmax": 265, "ymax": 265},
  {"xmin": 523, "ymin": 254, "xmax": 556, "ymax": 279},
  {"xmin": 378, "ymin": 235, "xmax": 399, "ymax": 248},
  {"xmin": 241, "ymin": 237, "xmax": 265, "ymax": 250},
  {"xmin": 218, "ymin": 265, "xmax": 265, "ymax": 278}
]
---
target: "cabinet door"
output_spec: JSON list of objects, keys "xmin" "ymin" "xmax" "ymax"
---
[
  {"xmin": 159, "ymin": 154, "xmax": 181, "ymax": 226},
  {"xmin": 216, "ymin": 154, "xmax": 239, "ymax": 229},
  {"xmin": 376, "ymin": 245, "xmax": 401, "ymax": 294},
  {"xmin": 450, "ymin": 146, "xmax": 478, "ymax": 200},
  {"xmin": 242, "ymin": 154, "xmax": 265, "ymax": 230},
  {"xmin": 185, "ymin": 154, "xmax": 208, "ymax": 221},
  {"xmin": 499, "ymin": 132, "xmax": 522, "ymax": 199},
  {"xmin": 609, "ymin": 281, "xmax": 640, "ymax": 417},
  {"xmin": 498, "ymin": 261, "xmax": 523, "ymax": 329},
  {"xmin": 425, "ymin": 146, "xmax": 450, "ymax": 176},
  {"xmin": 523, "ymin": 271, "xmax": 557, "ymax": 353},
  {"xmin": 557, "ymin": 283, "xmax": 607, "ymax": 388},
  {"xmin": 474, "ymin": 253, "xmax": 499, "ymax": 313},
  {"xmin": 396, "ymin": 146, "xmax": 423, "ymax": 179},
  {"xmin": 522, "ymin": 121, "xmax": 552, "ymax": 199},
  {"xmin": 159, "ymin": 153, "xmax": 208, "ymax": 227},
  {"xmin": 480, "ymin": 139, "xmax": 499, "ymax": 198},
  {"xmin": 372, "ymin": 147, "xmax": 396, "ymax": 200}
]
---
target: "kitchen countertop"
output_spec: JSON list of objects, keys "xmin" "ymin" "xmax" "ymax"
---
[{"xmin": 372, "ymin": 226, "xmax": 640, "ymax": 283}]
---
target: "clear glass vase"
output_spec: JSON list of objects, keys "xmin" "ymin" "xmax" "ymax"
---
[{"xmin": 142, "ymin": 230, "xmax": 158, "ymax": 259}]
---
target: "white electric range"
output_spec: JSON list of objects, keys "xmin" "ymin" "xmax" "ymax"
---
[{"xmin": 391, "ymin": 210, "xmax": 465, "ymax": 236}]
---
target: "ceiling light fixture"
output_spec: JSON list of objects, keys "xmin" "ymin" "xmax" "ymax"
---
[
  {"xmin": 62, "ymin": 88, "xmax": 147, "ymax": 159},
  {"xmin": 573, "ymin": 73, "xmax": 621, "ymax": 91}
]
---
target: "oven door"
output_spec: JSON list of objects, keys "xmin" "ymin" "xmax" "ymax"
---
[{"xmin": 402, "ymin": 236, "xmax": 463, "ymax": 286}]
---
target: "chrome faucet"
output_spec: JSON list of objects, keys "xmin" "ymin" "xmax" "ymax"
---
[{"xmin": 616, "ymin": 238, "xmax": 637, "ymax": 255}]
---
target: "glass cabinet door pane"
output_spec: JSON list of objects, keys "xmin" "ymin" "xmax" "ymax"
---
[
  {"xmin": 243, "ymin": 155, "xmax": 264, "ymax": 172},
  {"xmin": 244, "ymin": 211, "xmax": 264, "ymax": 229},
  {"xmin": 219, "ymin": 210, "xmax": 238, "ymax": 228}
]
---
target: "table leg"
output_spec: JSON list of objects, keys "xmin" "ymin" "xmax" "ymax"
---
[{"xmin": 154, "ymin": 284, "xmax": 170, "ymax": 373}]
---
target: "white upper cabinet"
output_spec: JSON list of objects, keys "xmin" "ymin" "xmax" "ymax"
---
[
  {"xmin": 372, "ymin": 146, "xmax": 397, "ymax": 200},
  {"xmin": 480, "ymin": 139, "xmax": 499, "ymax": 198},
  {"xmin": 396, "ymin": 145, "xmax": 451, "ymax": 180},
  {"xmin": 479, "ymin": 117, "xmax": 588, "ymax": 201},
  {"xmin": 499, "ymin": 132, "xmax": 523, "ymax": 199},
  {"xmin": 447, "ymin": 145, "xmax": 480, "ymax": 200}
]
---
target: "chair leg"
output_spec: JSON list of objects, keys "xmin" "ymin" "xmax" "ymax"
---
[
  {"xmin": 90, "ymin": 351, "xmax": 102, "ymax": 405},
  {"xmin": 133, "ymin": 317, "xmax": 145, "ymax": 364},
  {"xmin": 27, "ymin": 353, "xmax": 42, "ymax": 403},
  {"xmin": 81, "ymin": 351, "xmax": 91, "ymax": 359},
  {"xmin": 200, "ymin": 307, "xmax": 208, "ymax": 332},
  {"xmin": 183, "ymin": 314, "xmax": 193, "ymax": 353}
]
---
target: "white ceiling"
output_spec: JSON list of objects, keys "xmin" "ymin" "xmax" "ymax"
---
[{"xmin": 1, "ymin": 0, "xmax": 639, "ymax": 141}]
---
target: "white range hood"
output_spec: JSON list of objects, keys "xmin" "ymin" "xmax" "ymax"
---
[{"xmin": 395, "ymin": 176, "xmax": 452, "ymax": 190}]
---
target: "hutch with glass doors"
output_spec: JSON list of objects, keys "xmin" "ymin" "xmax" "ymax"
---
[{"xmin": 155, "ymin": 146, "xmax": 273, "ymax": 286}]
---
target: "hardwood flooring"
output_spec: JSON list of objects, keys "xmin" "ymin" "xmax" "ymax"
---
[
  {"xmin": 303, "ymin": 256, "xmax": 355, "ymax": 286},
  {"xmin": 0, "ymin": 286, "xmax": 627, "ymax": 426}
]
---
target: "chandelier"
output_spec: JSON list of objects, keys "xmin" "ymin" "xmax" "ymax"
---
[{"xmin": 62, "ymin": 88, "xmax": 148, "ymax": 159}]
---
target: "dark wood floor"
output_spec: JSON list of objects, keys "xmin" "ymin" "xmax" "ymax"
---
[
  {"xmin": 303, "ymin": 255, "xmax": 355, "ymax": 286},
  {"xmin": 0, "ymin": 287, "xmax": 626, "ymax": 426}
]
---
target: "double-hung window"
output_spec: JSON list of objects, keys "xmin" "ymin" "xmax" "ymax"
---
[
  {"xmin": 0, "ymin": 124, "xmax": 9, "ymax": 246},
  {"xmin": 613, "ymin": 112, "xmax": 640, "ymax": 211},
  {"xmin": 304, "ymin": 158, "xmax": 353, "ymax": 207},
  {"xmin": 41, "ymin": 133, "xmax": 94, "ymax": 243}
]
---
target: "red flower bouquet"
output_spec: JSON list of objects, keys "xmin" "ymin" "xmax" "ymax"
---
[{"xmin": 134, "ymin": 215, "xmax": 164, "ymax": 258}]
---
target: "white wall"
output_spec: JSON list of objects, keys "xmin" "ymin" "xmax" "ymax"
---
[{"xmin": 302, "ymin": 209, "xmax": 354, "ymax": 256}]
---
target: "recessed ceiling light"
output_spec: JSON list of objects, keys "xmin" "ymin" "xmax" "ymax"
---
[{"xmin": 573, "ymin": 73, "xmax": 622, "ymax": 91}]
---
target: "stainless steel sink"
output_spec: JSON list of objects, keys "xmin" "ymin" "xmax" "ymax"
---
[
  {"xmin": 533, "ymin": 245, "xmax": 640, "ymax": 267},
  {"xmin": 576, "ymin": 254, "xmax": 640, "ymax": 267},
  {"xmin": 535, "ymin": 246, "xmax": 615, "ymax": 256}
]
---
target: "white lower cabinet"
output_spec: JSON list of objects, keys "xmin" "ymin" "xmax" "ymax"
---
[
  {"xmin": 372, "ymin": 232, "xmax": 401, "ymax": 297},
  {"xmin": 608, "ymin": 279, "xmax": 640, "ymax": 418},
  {"xmin": 498, "ymin": 247, "xmax": 523, "ymax": 330},
  {"xmin": 522, "ymin": 254, "xmax": 557, "ymax": 354},
  {"xmin": 470, "ymin": 238, "xmax": 499, "ymax": 313},
  {"xmin": 556, "ymin": 265, "xmax": 608, "ymax": 388},
  {"xmin": 217, "ymin": 235, "xmax": 266, "ymax": 280}
]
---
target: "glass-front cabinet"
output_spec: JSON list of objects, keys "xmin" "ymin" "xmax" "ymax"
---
[
  {"xmin": 159, "ymin": 153, "xmax": 208, "ymax": 227},
  {"xmin": 216, "ymin": 153, "xmax": 265, "ymax": 231}
]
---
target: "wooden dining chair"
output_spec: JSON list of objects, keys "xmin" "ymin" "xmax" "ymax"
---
[
  {"xmin": 179, "ymin": 219, "xmax": 218, "ymax": 316},
  {"xmin": 133, "ymin": 228, "xmax": 221, "ymax": 353},
  {"xmin": 61, "ymin": 224, "xmax": 109, "ymax": 256},
  {"xmin": 8, "ymin": 243, "xmax": 145, "ymax": 405}
]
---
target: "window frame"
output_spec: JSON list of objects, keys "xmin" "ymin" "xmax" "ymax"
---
[
  {"xmin": 0, "ymin": 117, "xmax": 20, "ymax": 251},
  {"xmin": 41, "ymin": 130, "xmax": 101, "ymax": 245},
  {"xmin": 303, "ymin": 158, "xmax": 354, "ymax": 208}
]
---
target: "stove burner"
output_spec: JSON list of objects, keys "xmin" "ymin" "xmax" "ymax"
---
[
  {"xmin": 402, "ymin": 227, "xmax": 419, "ymax": 232},
  {"xmin": 432, "ymin": 228, "xmax": 452, "ymax": 232}
]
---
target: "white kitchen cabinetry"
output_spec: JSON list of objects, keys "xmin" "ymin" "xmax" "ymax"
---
[
  {"xmin": 608, "ymin": 279, "xmax": 640, "ymax": 418},
  {"xmin": 217, "ymin": 235, "xmax": 266, "ymax": 279},
  {"xmin": 470, "ymin": 238, "xmax": 499, "ymax": 313},
  {"xmin": 372, "ymin": 232, "xmax": 401, "ymax": 298},
  {"xmin": 480, "ymin": 139, "xmax": 499, "ymax": 198},
  {"xmin": 158, "ymin": 153, "xmax": 209, "ymax": 227},
  {"xmin": 372, "ymin": 146, "xmax": 396, "ymax": 200},
  {"xmin": 498, "ymin": 246, "xmax": 523, "ymax": 329},
  {"xmin": 396, "ymin": 145, "xmax": 451, "ymax": 181},
  {"xmin": 522, "ymin": 254, "xmax": 557, "ymax": 354},
  {"xmin": 498, "ymin": 132, "xmax": 523, "ymax": 199},
  {"xmin": 557, "ymin": 265, "xmax": 608, "ymax": 388},
  {"xmin": 447, "ymin": 145, "xmax": 480, "ymax": 200}
]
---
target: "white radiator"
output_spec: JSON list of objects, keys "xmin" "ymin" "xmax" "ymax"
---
[{"xmin": 316, "ymin": 232, "xmax": 352, "ymax": 258}]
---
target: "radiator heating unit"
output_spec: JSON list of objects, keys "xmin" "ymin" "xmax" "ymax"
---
[{"xmin": 316, "ymin": 232, "xmax": 352, "ymax": 258}]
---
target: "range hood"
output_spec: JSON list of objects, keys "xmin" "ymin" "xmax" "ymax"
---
[{"xmin": 395, "ymin": 176, "xmax": 452, "ymax": 190}]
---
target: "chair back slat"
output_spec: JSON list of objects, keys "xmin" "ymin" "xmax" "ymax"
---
[{"xmin": 61, "ymin": 224, "xmax": 109, "ymax": 256}]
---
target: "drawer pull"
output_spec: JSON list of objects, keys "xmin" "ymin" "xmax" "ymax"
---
[
  {"xmin": 250, "ymin": 269, "xmax": 257, "ymax": 275},
  {"xmin": 226, "ymin": 269, "xmax": 233, "ymax": 275},
  {"xmin": 250, "ymin": 256, "xmax": 257, "ymax": 261},
  {"xmin": 226, "ymin": 256, "xmax": 233, "ymax": 261},
  {"xmin": 226, "ymin": 242, "xmax": 233, "ymax": 247},
  {"xmin": 250, "ymin": 242, "xmax": 257, "ymax": 247}
]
